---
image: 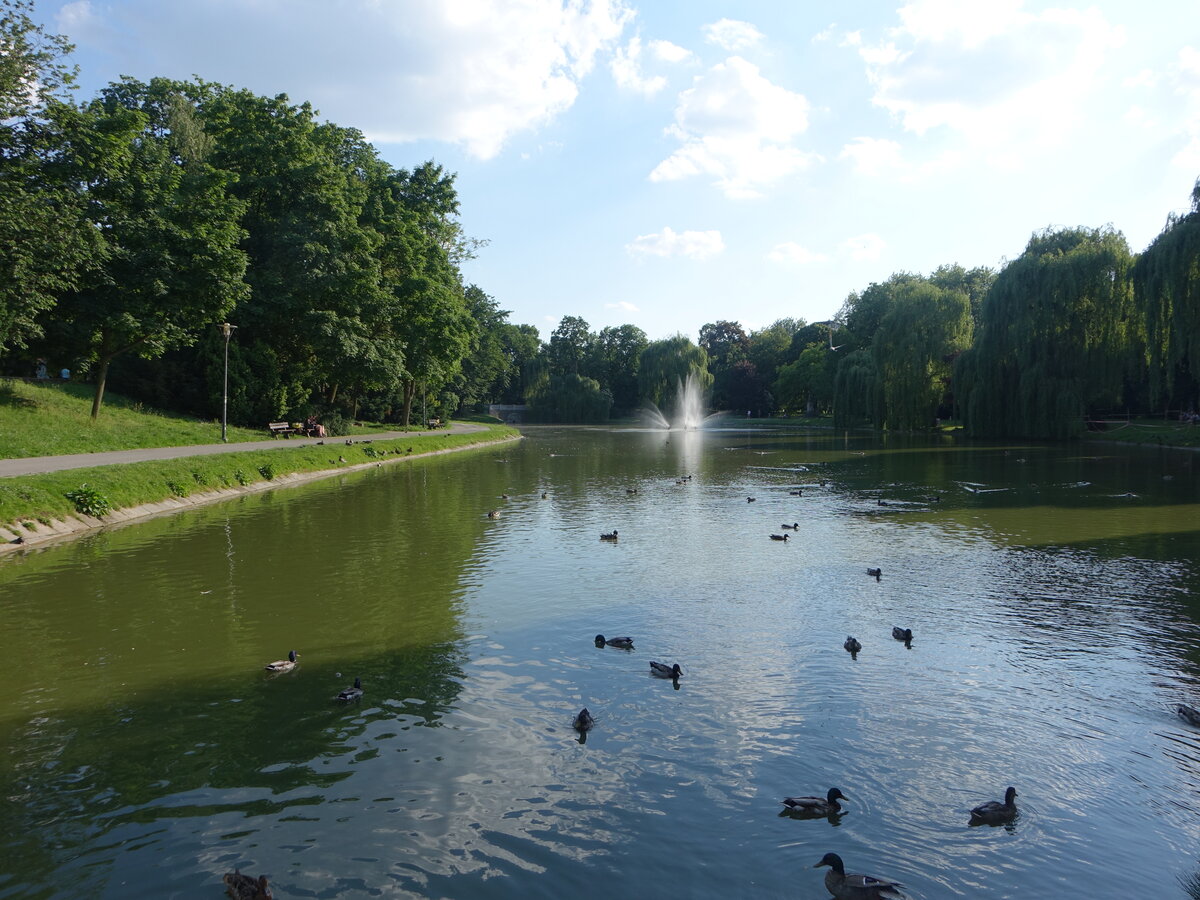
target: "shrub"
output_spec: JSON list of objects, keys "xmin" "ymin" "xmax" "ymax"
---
[
  {"xmin": 166, "ymin": 480, "xmax": 188, "ymax": 498},
  {"xmin": 191, "ymin": 471, "xmax": 208, "ymax": 486},
  {"xmin": 65, "ymin": 484, "xmax": 112, "ymax": 517},
  {"xmin": 257, "ymin": 463, "xmax": 275, "ymax": 480},
  {"xmin": 233, "ymin": 469, "xmax": 248, "ymax": 485}
]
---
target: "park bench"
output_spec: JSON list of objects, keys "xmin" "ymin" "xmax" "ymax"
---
[
  {"xmin": 268, "ymin": 421, "xmax": 296, "ymax": 437},
  {"xmin": 427, "ymin": 417, "xmax": 443, "ymax": 428}
]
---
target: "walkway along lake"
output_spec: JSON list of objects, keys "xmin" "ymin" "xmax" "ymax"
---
[{"xmin": 0, "ymin": 425, "xmax": 1198, "ymax": 898}]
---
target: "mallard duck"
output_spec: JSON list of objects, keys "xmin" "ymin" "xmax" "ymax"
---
[
  {"xmin": 866, "ymin": 567, "xmax": 882, "ymax": 580},
  {"xmin": 1179, "ymin": 704, "xmax": 1200, "ymax": 727},
  {"xmin": 223, "ymin": 871, "xmax": 273, "ymax": 900},
  {"xmin": 264, "ymin": 650, "xmax": 299, "ymax": 672},
  {"xmin": 969, "ymin": 786, "xmax": 1018, "ymax": 824},
  {"xmin": 595, "ymin": 634, "xmax": 634, "ymax": 649},
  {"xmin": 844, "ymin": 636, "xmax": 862, "ymax": 653},
  {"xmin": 336, "ymin": 677, "xmax": 363, "ymax": 702},
  {"xmin": 770, "ymin": 533, "xmax": 789, "ymax": 541},
  {"xmin": 650, "ymin": 661, "xmax": 682, "ymax": 679},
  {"xmin": 813, "ymin": 853, "xmax": 905, "ymax": 899},
  {"xmin": 782, "ymin": 787, "xmax": 848, "ymax": 817},
  {"xmin": 573, "ymin": 707, "xmax": 595, "ymax": 732},
  {"xmin": 782, "ymin": 522, "xmax": 799, "ymax": 529},
  {"xmin": 892, "ymin": 627, "xmax": 913, "ymax": 643},
  {"xmin": 600, "ymin": 530, "xmax": 619, "ymax": 541},
  {"xmin": 626, "ymin": 487, "xmax": 639, "ymax": 494},
  {"xmin": 487, "ymin": 510, "xmax": 501, "ymax": 519},
  {"xmin": 790, "ymin": 489, "xmax": 803, "ymax": 496},
  {"xmin": 747, "ymin": 496, "xmax": 756, "ymax": 503}
]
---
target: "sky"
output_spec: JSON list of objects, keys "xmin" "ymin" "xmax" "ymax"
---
[{"xmin": 31, "ymin": 0, "xmax": 1200, "ymax": 343}]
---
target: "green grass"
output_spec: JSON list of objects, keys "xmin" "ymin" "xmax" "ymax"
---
[
  {"xmin": 0, "ymin": 379, "xmax": 269, "ymax": 456},
  {"xmin": 1083, "ymin": 417, "xmax": 1200, "ymax": 449},
  {"xmin": 0, "ymin": 425, "xmax": 519, "ymax": 531}
]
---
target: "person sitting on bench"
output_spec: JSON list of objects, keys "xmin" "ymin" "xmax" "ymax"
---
[{"xmin": 304, "ymin": 416, "xmax": 327, "ymax": 438}]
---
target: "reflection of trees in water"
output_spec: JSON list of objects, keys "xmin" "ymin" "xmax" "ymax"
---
[
  {"xmin": 0, "ymin": 641, "xmax": 466, "ymax": 895},
  {"xmin": 1184, "ymin": 867, "xmax": 1200, "ymax": 899}
]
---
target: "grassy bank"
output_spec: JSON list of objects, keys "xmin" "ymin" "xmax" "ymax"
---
[
  {"xmin": 0, "ymin": 425, "xmax": 519, "ymax": 533},
  {"xmin": 1083, "ymin": 418, "xmax": 1200, "ymax": 449}
]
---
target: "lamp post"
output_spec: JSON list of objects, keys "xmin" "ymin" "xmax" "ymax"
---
[{"xmin": 219, "ymin": 322, "xmax": 237, "ymax": 442}]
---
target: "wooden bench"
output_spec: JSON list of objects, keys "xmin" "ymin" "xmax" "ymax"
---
[
  {"xmin": 268, "ymin": 421, "xmax": 295, "ymax": 438},
  {"xmin": 426, "ymin": 418, "xmax": 442, "ymax": 428}
]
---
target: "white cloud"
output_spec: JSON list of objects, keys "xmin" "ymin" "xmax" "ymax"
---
[
  {"xmin": 605, "ymin": 300, "xmax": 641, "ymax": 311},
  {"xmin": 768, "ymin": 243, "xmax": 828, "ymax": 264},
  {"xmin": 626, "ymin": 227, "xmax": 725, "ymax": 260},
  {"xmin": 650, "ymin": 39, "xmax": 692, "ymax": 64},
  {"xmin": 649, "ymin": 56, "xmax": 816, "ymax": 198},
  {"xmin": 839, "ymin": 137, "xmax": 904, "ymax": 176},
  {"xmin": 702, "ymin": 18, "xmax": 763, "ymax": 52},
  {"xmin": 841, "ymin": 233, "xmax": 886, "ymax": 261},
  {"xmin": 56, "ymin": 0, "xmax": 634, "ymax": 160},
  {"xmin": 611, "ymin": 36, "xmax": 667, "ymax": 95},
  {"xmin": 857, "ymin": 0, "xmax": 1125, "ymax": 167}
]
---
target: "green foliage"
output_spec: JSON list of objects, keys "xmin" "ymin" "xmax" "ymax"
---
[
  {"xmin": 638, "ymin": 335, "xmax": 712, "ymax": 411},
  {"xmin": 960, "ymin": 226, "xmax": 1135, "ymax": 439},
  {"xmin": 526, "ymin": 373, "xmax": 611, "ymax": 423},
  {"xmin": 1132, "ymin": 179, "xmax": 1200, "ymax": 409},
  {"xmin": 64, "ymin": 483, "xmax": 111, "ymax": 517},
  {"xmin": 233, "ymin": 469, "xmax": 248, "ymax": 486},
  {"xmin": 165, "ymin": 479, "xmax": 188, "ymax": 498},
  {"xmin": 257, "ymin": 463, "xmax": 275, "ymax": 480}
]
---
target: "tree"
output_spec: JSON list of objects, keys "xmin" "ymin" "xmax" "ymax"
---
[
  {"xmin": 455, "ymin": 285, "xmax": 514, "ymax": 411},
  {"xmin": 638, "ymin": 335, "xmax": 712, "ymax": 412},
  {"xmin": 747, "ymin": 318, "xmax": 802, "ymax": 402},
  {"xmin": 594, "ymin": 324, "xmax": 648, "ymax": 414},
  {"xmin": 0, "ymin": 0, "xmax": 96, "ymax": 354},
  {"xmin": 53, "ymin": 82, "xmax": 248, "ymax": 418},
  {"xmin": 1132, "ymin": 179, "xmax": 1200, "ymax": 412},
  {"xmin": 958, "ymin": 227, "xmax": 1135, "ymax": 438},
  {"xmin": 873, "ymin": 280, "xmax": 972, "ymax": 430},
  {"xmin": 775, "ymin": 345, "xmax": 834, "ymax": 415},
  {"xmin": 526, "ymin": 373, "xmax": 611, "ymax": 423},
  {"xmin": 547, "ymin": 315, "xmax": 594, "ymax": 377}
]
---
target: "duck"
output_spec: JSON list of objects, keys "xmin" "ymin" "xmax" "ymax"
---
[
  {"xmin": 223, "ymin": 871, "xmax": 273, "ymax": 900},
  {"xmin": 747, "ymin": 496, "xmax": 756, "ymax": 503},
  {"xmin": 813, "ymin": 853, "xmax": 905, "ymax": 899},
  {"xmin": 487, "ymin": 510, "xmax": 501, "ymax": 519},
  {"xmin": 770, "ymin": 533, "xmax": 789, "ymax": 541},
  {"xmin": 891, "ymin": 627, "xmax": 913, "ymax": 643},
  {"xmin": 336, "ymin": 677, "xmax": 363, "ymax": 702},
  {"xmin": 650, "ymin": 661, "xmax": 682, "ymax": 679},
  {"xmin": 781, "ymin": 522, "xmax": 799, "ymax": 529},
  {"xmin": 600, "ymin": 530, "xmax": 619, "ymax": 541},
  {"xmin": 573, "ymin": 707, "xmax": 595, "ymax": 732},
  {"xmin": 866, "ymin": 567, "xmax": 882, "ymax": 580},
  {"xmin": 626, "ymin": 487, "xmax": 639, "ymax": 494},
  {"xmin": 790, "ymin": 489, "xmax": 803, "ymax": 496},
  {"xmin": 844, "ymin": 636, "xmax": 862, "ymax": 653},
  {"xmin": 595, "ymin": 634, "xmax": 634, "ymax": 649},
  {"xmin": 969, "ymin": 786, "xmax": 1018, "ymax": 825},
  {"xmin": 1178, "ymin": 704, "xmax": 1200, "ymax": 727},
  {"xmin": 782, "ymin": 787, "xmax": 848, "ymax": 817},
  {"xmin": 264, "ymin": 650, "xmax": 299, "ymax": 672}
]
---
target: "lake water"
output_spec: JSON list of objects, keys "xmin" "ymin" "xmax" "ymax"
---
[{"xmin": 1, "ymin": 425, "xmax": 1199, "ymax": 898}]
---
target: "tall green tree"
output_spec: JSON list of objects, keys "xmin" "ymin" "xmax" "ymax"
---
[
  {"xmin": 53, "ymin": 82, "xmax": 248, "ymax": 418},
  {"xmin": 873, "ymin": 280, "xmax": 972, "ymax": 430},
  {"xmin": 0, "ymin": 0, "xmax": 96, "ymax": 354},
  {"xmin": 638, "ymin": 335, "xmax": 711, "ymax": 412},
  {"xmin": 1132, "ymin": 179, "xmax": 1200, "ymax": 411},
  {"xmin": 547, "ymin": 315, "xmax": 594, "ymax": 377},
  {"xmin": 958, "ymin": 227, "xmax": 1135, "ymax": 438},
  {"xmin": 594, "ymin": 323, "xmax": 648, "ymax": 414}
]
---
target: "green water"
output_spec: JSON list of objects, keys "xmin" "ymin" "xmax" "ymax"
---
[{"xmin": 1, "ymin": 426, "xmax": 1198, "ymax": 898}]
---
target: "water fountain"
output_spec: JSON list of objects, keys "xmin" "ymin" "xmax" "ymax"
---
[{"xmin": 640, "ymin": 370, "xmax": 710, "ymax": 430}]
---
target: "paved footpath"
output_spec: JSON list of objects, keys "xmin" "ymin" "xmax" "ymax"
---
[{"xmin": 0, "ymin": 423, "xmax": 485, "ymax": 478}]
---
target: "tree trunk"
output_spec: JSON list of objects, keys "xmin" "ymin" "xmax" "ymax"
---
[
  {"xmin": 91, "ymin": 356, "xmax": 112, "ymax": 419},
  {"xmin": 328, "ymin": 383, "xmax": 339, "ymax": 404},
  {"xmin": 400, "ymin": 379, "xmax": 416, "ymax": 427}
]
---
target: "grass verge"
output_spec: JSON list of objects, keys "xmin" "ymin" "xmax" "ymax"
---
[
  {"xmin": 0, "ymin": 424, "xmax": 519, "ymax": 533},
  {"xmin": 1083, "ymin": 418, "xmax": 1200, "ymax": 449}
]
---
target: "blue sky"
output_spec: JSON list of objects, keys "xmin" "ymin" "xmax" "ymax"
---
[{"xmin": 34, "ymin": 0, "xmax": 1200, "ymax": 342}]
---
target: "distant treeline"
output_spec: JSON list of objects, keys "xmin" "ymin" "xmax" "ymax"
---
[{"xmin": 3, "ymin": 3, "xmax": 1197, "ymax": 437}]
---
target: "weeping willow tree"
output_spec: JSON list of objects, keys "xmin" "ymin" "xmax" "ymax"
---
[
  {"xmin": 637, "ymin": 335, "xmax": 712, "ymax": 410},
  {"xmin": 873, "ymin": 280, "xmax": 972, "ymax": 430},
  {"xmin": 958, "ymin": 226, "xmax": 1135, "ymax": 439},
  {"xmin": 1132, "ymin": 179, "xmax": 1200, "ymax": 411},
  {"xmin": 832, "ymin": 348, "xmax": 884, "ymax": 428},
  {"xmin": 526, "ymin": 373, "xmax": 611, "ymax": 423}
]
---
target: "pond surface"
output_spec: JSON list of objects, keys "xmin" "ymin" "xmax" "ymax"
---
[{"xmin": 1, "ymin": 425, "xmax": 1199, "ymax": 899}]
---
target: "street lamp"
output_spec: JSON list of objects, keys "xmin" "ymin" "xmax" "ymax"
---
[{"xmin": 219, "ymin": 322, "xmax": 237, "ymax": 442}]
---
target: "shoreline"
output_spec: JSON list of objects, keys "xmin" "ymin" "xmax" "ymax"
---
[{"xmin": 0, "ymin": 433, "xmax": 521, "ymax": 554}]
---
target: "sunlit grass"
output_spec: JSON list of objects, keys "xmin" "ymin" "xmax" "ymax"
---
[{"xmin": 0, "ymin": 426, "xmax": 519, "ymax": 531}]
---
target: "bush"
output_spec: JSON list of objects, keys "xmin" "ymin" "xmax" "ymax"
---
[
  {"xmin": 166, "ymin": 480, "xmax": 188, "ymax": 498},
  {"xmin": 257, "ymin": 463, "xmax": 274, "ymax": 480},
  {"xmin": 65, "ymin": 483, "xmax": 112, "ymax": 518},
  {"xmin": 321, "ymin": 410, "xmax": 351, "ymax": 436},
  {"xmin": 233, "ymin": 469, "xmax": 248, "ymax": 485}
]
